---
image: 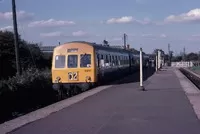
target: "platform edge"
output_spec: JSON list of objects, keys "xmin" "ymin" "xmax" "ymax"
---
[
  {"xmin": 0, "ymin": 85, "xmax": 113, "ymax": 134},
  {"xmin": 174, "ymin": 68, "xmax": 200, "ymax": 120}
]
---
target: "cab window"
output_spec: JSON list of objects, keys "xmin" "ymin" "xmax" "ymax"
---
[
  {"xmin": 55, "ymin": 55, "xmax": 65, "ymax": 68},
  {"xmin": 68, "ymin": 55, "xmax": 78, "ymax": 68},
  {"xmin": 80, "ymin": 54, "xmax": 91, "ymax": 68}
]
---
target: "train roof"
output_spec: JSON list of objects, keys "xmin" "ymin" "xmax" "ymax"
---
[{"xmin": 64, "ymin": 41, "xmax": 143, "ymax": 55}]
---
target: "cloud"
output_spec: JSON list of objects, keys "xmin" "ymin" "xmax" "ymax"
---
[
  {"xmin": 0, "ymin": 10, "xmax": 34, "ymax": 21},
  {"xmin": 72, "ymin": 30, "xmax": 87, "ymax": 37},
  {"xmin": 105, "ymin": 16, "xmax": 152, "ymax": 24},
  {"xmin": 106, "ymin": 16, "xmax": 133, "ymax": 24},
  {"xmin": 40, "ymin": 31, "xmax": 63, "ymax": 37},
  {"xmin": 40, "ymin": 30, "xmax": 88, "ymax": 38},
  {"xmin": 28, "ymin": 19, "xmax": 75, "ymax": 28},
  {"xmin": 0, "ymin": 25, "xmax": 23, "ymax": 31},
  {"xmin": 160, "ymin": 34, "xmax": 167, "ymax": 38},
  {"xmin": 0, "ymin": 26, "xmax": 13, "ymax": 31},
  {"xmin": 164, "ymin": 8, "xmax": 200, "ymax": 23},
  {"xmin": 141, "ymin": 33, "xmax": 167, "ymax": 39}
]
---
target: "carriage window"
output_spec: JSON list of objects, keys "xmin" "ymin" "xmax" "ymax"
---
[
  {"xmin": 55, "ymin": 55, "xmax": 65, "ymax": 68},
  {"xmin": 121, "ymin": 56, "xmax": 123, "ymax": 65},
  {"xmin": 101, "ymin": 55, "xmax": 104, "ymax": 59},
  {"xmin": 126, "ymin": 56, "xmax": 128, "ymax": 64},
  {"xmin": 68, "ymin": 55, "xmax": 78, "ymax": 68},
  {"xmin": 112, "ymin": 55, "xmax": 114, "ymax": 61},
  {"xmin": 105, "ymin": 55, "xmax": 109, "ymax": 63},
  {"xmin": 80, "ymin": 54, "xmax": 91, "ymax": 68},
  {"xmin": 115, "ymin": 56, "xmax": 118, "ymax": 65},
  {"xmin": 111, "ymin": 55, "xmax": 114, "ymax": 65}
]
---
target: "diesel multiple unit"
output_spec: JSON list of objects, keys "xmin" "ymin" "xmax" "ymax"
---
[{"xmin": 51, "ymin": 41, "xmax": 149, "ymax": 93}]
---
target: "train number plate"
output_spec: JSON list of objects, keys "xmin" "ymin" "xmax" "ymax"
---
[{"xmin": 68, "ymin": 72, "xmax": 78, "ymax": 80}]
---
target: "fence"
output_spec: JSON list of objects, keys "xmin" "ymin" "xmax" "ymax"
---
[{"xmin": 171, "ymin": 61, "xmax": 200, "ymax": 67}]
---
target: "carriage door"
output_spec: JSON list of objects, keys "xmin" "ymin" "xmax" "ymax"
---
[{"xmin": 96, "ymin": 54, "xmax": 100, "ymax": 75}]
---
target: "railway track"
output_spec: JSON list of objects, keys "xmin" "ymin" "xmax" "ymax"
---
[{"xmin": 179, "ymin": 68, "xmax": 200, "ymax": 90}]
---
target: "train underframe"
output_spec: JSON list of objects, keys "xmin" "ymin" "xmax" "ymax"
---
[{"xmin": 53, "ymin": 82, "xmax": 94, "ymax": 97}]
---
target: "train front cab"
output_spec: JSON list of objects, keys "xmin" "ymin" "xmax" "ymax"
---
[{"xmin": 51, "ymin": 43, "xmax": 96, "ymax": 91}]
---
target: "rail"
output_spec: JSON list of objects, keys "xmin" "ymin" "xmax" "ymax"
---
[{"xmin": 179, "ymin": 67, "xmax": 200, "ymax": 90}]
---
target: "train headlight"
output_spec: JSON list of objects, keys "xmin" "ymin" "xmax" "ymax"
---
[
  {"xmin": 85, "ymin": 76, "xmax": 91, "ymax": 82},
  {"xmin": 55, "ymin": 76, "xmax": 61, "ymax": 83}
]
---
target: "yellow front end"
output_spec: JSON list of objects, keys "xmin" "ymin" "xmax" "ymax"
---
[{"xmin": 51, "ymin": 43, "xmax": 96, "ymax": 85}]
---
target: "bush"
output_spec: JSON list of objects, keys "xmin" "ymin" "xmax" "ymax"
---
[
  {"xmin": 0, "ymin": 68, "xmax": 57, "ymax": 123},
  {"xmin": 0, "ymin": 30, "xmax": 52, "ymax": 80}
]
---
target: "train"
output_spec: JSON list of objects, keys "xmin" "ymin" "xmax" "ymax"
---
[{"xmin": 51, "ymin": 41, "xmax": 150, "ymax": 95}]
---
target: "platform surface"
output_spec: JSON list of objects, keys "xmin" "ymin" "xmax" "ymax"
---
[{"xmin": 8, "ymin": 67, "xmax": 200, "ymax": 134}]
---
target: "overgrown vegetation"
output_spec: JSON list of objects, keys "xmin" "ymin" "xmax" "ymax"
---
[
  {"xmin": 0, "ymin": 68, "xmax": 58, "ymax": 123},
  {"xmin": 189, "ymin": 66, "xmax": 200, "ymax": 75},
  {"xmin": 171, "ymin": 52, "xmax": 200, "ymax": 62},
  {"xmin": 0, "ymin": 31, "xmax": 52, "ymax": 80},
  {"xmin": 0, "ymin": 30, "xmax": 56, "ymax": 123}
]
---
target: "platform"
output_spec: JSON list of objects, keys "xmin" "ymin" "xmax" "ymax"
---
[{"xmin": 4, "ymin": 67, "xmax": 200, "ymax": 134}]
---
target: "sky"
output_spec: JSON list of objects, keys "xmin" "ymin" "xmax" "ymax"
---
[{"xmin": 0, "ymin": 0, "xmax": 200, "ymax": 54}]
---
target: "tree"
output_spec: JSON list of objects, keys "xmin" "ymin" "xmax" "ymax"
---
[
  {"xmin": 103, "ymin": 40, "xmax": 109, "ymax": 46},
  {"xmin": 0, "ymin": 30, "xmax": 48, "ymax": 80},
  {"xmin": 172, "ymin": 55, "xmax": 182, "ymax": 62},
  {"xmin": 186, "ymin": 52, "xmax": 198, "ymax": 61},
  {"xmin": 153, "ymin": 49, "xmax": 165, "ymax": 56}
]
